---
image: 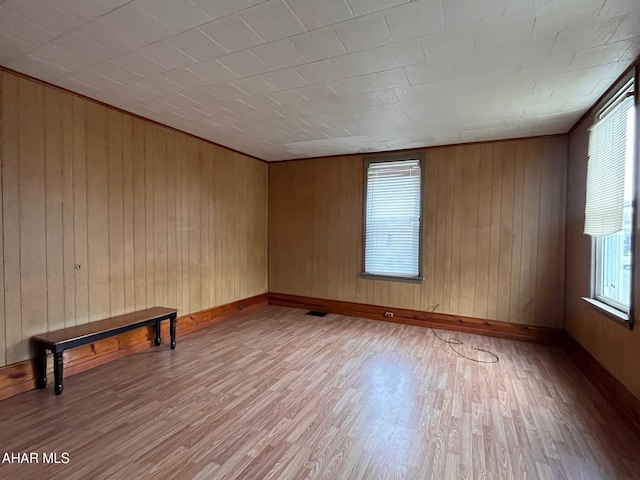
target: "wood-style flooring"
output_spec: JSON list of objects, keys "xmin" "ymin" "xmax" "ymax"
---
[{"xmin": 0, "ymin": 306, "xmax": 638, "ymax": 479}]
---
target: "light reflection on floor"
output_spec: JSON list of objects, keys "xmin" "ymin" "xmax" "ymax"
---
[{"xmin": 361, "ymin": 354, "xmax": 417, "ymax": 465}]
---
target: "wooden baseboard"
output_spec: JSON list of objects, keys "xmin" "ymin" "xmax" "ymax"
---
[
  {"xmin": 268, "ymin": 293, "xmax": 563, "ymax": 344},
  {"xmin": 0, "ymin": 293, "xmax": 268, "ymax": 401},
  {"xmin": 563, "ymin": 333, "xmax": 640, "ymax": 438}
]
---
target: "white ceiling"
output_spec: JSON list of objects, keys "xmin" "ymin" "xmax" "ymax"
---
[{"xmin": 0, "ymin": 0, "xmax": 638, "ymax": 161}]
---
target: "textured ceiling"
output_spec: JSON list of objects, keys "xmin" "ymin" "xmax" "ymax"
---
[{"xmin": 0, "ymin": 0, "xmax": 638, "ymax": 161}]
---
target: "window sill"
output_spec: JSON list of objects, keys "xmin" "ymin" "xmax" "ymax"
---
[
  {"xmin": 361, "ymin": 273, "xmax": 424, "ymax": 284},
  {"xmin": 581, "ymin": 297, "xmax": 633, "ymax": 330}
]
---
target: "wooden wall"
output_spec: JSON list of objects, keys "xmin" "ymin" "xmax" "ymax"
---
[
  {"xmin": 565, "ymin": 64, "xmax": 640, "ymax": 401},
  {"xmin": 269, "ymin": 137, "xmax": 567, "ymax": 328},
  {"xmin": 0, "ymin": 70, "xmax": 268, "ymax": 368}
]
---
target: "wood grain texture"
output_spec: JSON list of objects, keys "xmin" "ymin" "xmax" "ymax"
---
[
  {"xmin": 269, "ymin": 137, "xmax": 567, "ymax": 328},
  {"xmin": 0, "ymin": 294, "xmax": 268, "ymax": 401},
  {"xmin": 2, "ymin": 71, "xmax": 22, "ymax": 364},
  {"xmin": 0, "ymin": 71, "xmax": 268, "ymax": 368},
  {"xmin": 564, "ymin": 333, "xmax": 640, "ymax": 438},
  {"xmin": 565, "ymin": 62, "xmax": 640, "ymax": 403},
  {"xmin": 19, "ymin": 78, "xmax": 48, "ymax": 362},
  {"xmin": 0, "ymin": 306, "xmax": 637, "ymax": 479},
  {"xmin": 269, "ymin": 293, "xmax": 564, "ymax": 344}
]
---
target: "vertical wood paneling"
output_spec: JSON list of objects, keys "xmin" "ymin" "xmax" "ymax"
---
[
  {"xmin": 487, "ymin": 144, "xmax": 503, "ymax": 320},
  {"xmin": 550, "ymin": 141, "xmax": 566, "ymax": 325},
  {"xmin": 144, "ymin": 123, "xmax": 156, "ymax": 308},
  {"xmin": 497, "ymin": 143, "xmax": 515, "ymax": 322},
  {"xmin": 348, "ymin": 159, "xmax": 361, "ymax": 303},
  {"xmin": 86, "ymin": 103, "xmax": 110, "ymax": 321},
  {"xmin": 210, "ymin": 145, "xmax": 220, "ymax": 305},
  {"xmin": 269, "ymin": 137, "xmax": 567, "ymax": 328},
  {"xmin": 474, "ymin": 144, "xmax": 493, "ymax": 319},
  {"xmin": 508, "ymin": 145, "xmax": 525, "ymax": 323},
  {"xmin": 433, "ymin": 156, "xmax": 447, "ymax": 310},
  {"xmin": 188, "ymin": 138, "xmax": 201, "ymax": 312},
  {"xmin": 316, "ymin": 160, "xmax": 330, "ymax": 301},
  {"xmin": 108, "ymin": 109, "xmax": 125, "ymax": 316},
  {"xmin": 325, "ymin": 162, "xmax": 339, "ymax": 301},
  {"xmin": 44, "ymin": 89, "xmax": 65, "ymax": 332},
  {"xmin": 519, "ymin": 142, "xmax": 541, "ymax": 325},
  {"xmin": 122, "ymin": 115, "xmax": 135, "ymax": 314},
  {"xmin": 72, "ymin": 96, "xmax": 89, "ymax": 325},
  {"xmin": 165, "ymin": 132, "xmax": 178, "ymax": 313},
  {"xmin": 210, "ymin": 144, "xmax": 220, "ymax": 307},
  {"xmin": 132, "ymin": 118, "xmax": 147, "ymax": 311},
  {"xmin": 2, "ymin": 72, "xmax": 21, "ymax": 363},
  {"xmin": 442, "ymin": 150, "xmax": 455, "ymax": 313},
  {"xmin": 61, "ymin": 94, "xmax": 76, "ymax": 327},
  {"xmin": 450, "ymin": 148, "xmax": 464, "ymax": 315},
  {"xmin": 18, "ymin": 80, "xmax": 47, "ymax": 358},
  {"xmin": 423, "ymin": 154, "xmax": 437, "ymax": 311},
  {"xmin": 153, "ymin": 125, "xmax": 168, "ymax": 308},
  {"xmin": 459, "ymin": 146, "xmax": 480, "ymax": 316},
  {"xmin": 535, "ymin": 141, "xmax": 553, "ymax": 327},
  {"xmin": 199, "ymin": 143, "xmax": 210, "ymax": 309},
  {"xmin": 0, "ymin": 71, "xmax": 268, "ymax": 368},
  {"xmin": 179, "ymin": 135, "xmax": 190, "ymax": 313}
]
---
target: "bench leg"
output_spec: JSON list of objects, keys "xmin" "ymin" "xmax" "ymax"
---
[
  {"xmin": 54, "ymin": 352, "xmax": 63, "ymax": 396},
  {"xmin": 154, "ymin": 322, "xmax": 161, "ymax": 346},
  {"xmin": 36, "ymin": 347, "xmax": 47, "ymax": 389},
  {"xmin": 170, "ymin": 316, "xmax": 176, "ymax": 350}
]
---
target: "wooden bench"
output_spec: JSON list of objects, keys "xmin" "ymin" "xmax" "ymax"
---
[{"xmin": 31, "ymin": 307, "xmax": 178, "ymax": 396}]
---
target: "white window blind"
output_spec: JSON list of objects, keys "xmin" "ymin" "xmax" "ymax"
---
[
  {"xmin": 364, "ymin": 159, "xmax": 422, "ymax": 279},
  {"xmin": 585, "ymin": 85, "xmax": 635, "ymax": 236}
]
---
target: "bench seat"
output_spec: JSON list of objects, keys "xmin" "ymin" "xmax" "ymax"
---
[{"xmin": 31, "ymin": 306, "xmax": 178, "ymax": 395}]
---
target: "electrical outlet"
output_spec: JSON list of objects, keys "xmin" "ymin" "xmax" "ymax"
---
[{"xmin": 384, "ymin": 311, "xmax": 393, "ymax": 318}]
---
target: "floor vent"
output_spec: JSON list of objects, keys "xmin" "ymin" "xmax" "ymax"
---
[{"xmin": 305, "ymin": 311, "xmax": 328, "ymax": 317}]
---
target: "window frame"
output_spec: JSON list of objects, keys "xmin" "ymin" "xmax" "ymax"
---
[
  {"xmin": 593, "ymin": 231, "xmax": 631, "ymax": 314},
  {"xmin": 584, "ymin": 72, "xmax": 637, "ymax": 330},
  {"xmin": 361, "ymin": 152, "xmax": 425, "ymax": 284}
]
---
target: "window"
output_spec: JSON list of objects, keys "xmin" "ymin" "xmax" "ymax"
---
[
  {"xmin": 362, "ymin": 155, "xmax": 423, "ymax": 282},
  {"xmin": 585, "ymin": 79, "xmax": 636, "ymax": 318}
]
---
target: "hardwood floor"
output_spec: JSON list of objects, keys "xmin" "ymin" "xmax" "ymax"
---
[{"xmin": 0, "ymin": 306, "xmax": 638, "ymax": 479}]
